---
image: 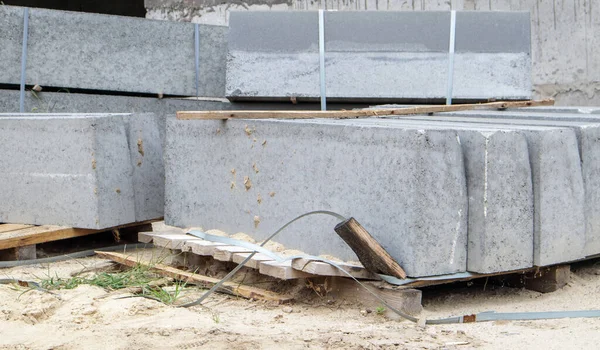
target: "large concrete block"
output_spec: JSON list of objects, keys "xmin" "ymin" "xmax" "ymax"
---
[
  {"xmin": 165, "ymin": 117, "xmax": 468, "ymax": 277},
  {"xmin": 405, "ymin": 111, "xmax": 600, "ymax": 258},
  {"xmin": 0, "ymin": 113, "xmax": 165, "ymax": 226},
  {"xmin": 0, "ymin": 115, "xmax": 136, "ymax": 228},
  {"xmin": 226, "ymin": 11, "xmax": 531, "ymax": 102},
  {"xmin": 0, "ymin": 5, "xmax": 226, "ymax": 97},
  {"xmin": 395, "ymin": 116, "xmax": 586, "ymax": 265}
]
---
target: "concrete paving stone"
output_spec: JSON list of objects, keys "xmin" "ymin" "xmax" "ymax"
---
[
  {"xmin": 395, "ymin": 116, "xmax": 587, "ymax": 265},
  {"xmin": 0, "ymin": 114, "xmax": 136, "ymax": 228},
  {"xmin": 226, "ymin": 11, "xmax": 531, "ymax": 102},
  {"xmin": 165, "ymin": 117, "xmax": 468, "ymax": 277},
  {"xmin": 0, "ymin": 5, "xmax": 226, "ymax": 97}
]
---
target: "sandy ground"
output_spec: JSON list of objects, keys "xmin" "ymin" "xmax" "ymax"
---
[{"xmin": 1, "ymin": 254, "xmax": 600, "ymax": 350}]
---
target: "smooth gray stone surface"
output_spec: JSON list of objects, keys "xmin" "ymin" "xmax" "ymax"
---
[
  {"xmin": 165, "ymin": 117, "xmax": 468, "ymax": 277},
  {"xmin": 0, "ymin": 5, "xmax": 226, "ymax": 97},
  {"xmin": 404, "ymin": 111, "xmax": 600, "ymax": 258},
  {"xmin": 226, "ymin": 11, "xmax": 531, "ymax": 102},
  {"xmin": 0, "ymin": 115, "xmax": 136, "ymax": 229},
  {"xmin": 396, "ymin": 116, "xmax": 587, "ymax": 265}
]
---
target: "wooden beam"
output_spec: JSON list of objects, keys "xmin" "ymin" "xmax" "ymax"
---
[
  {"xmin": 334, "ymin": 218, "xmax": 407, "ymax": 279},
  {"xmin": 96, "ymin": 251, "xmax": 292, "ymax": 303},
  {"xmin": 0, "ymin": 220, "xmax": 160, "ymax": 250},
  {"xmin": 0, "ymin": 224, "xmax": 34, "ymax": 234},
  {"xmin": 177, "ymin": 99, "xmax": 554, "ymax": 120},
  {"xmin": 291, "ymin": 258, "xmax": 380, "ymax": 280}
]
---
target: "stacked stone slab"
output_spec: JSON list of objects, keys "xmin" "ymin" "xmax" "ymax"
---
[
  {"xmin": 165, "ymin": 117, "xmax": 468, "ymax": 277},
  {"xmin": 0, "ymin": 5, "xmax": 226, "ymax": 97},
  {"xmin": 226, "ymin": 11, "xmax": 531, "ymax": 102},
  {"xmin": 0, "ymin": 113, "xmax": 164, "ymax": 228},
  {"xmin": 403, "ymin": 111, "xmax": 600, "ymax": 258}
]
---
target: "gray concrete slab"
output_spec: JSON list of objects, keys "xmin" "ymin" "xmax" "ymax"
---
[
  {"xmin": 402, "ymin": 111, "xmax": 600, "ymax": 258},
  {"xmin": 0, "ymin": 115, "xmax": 136, "ymax": 229},
  {"xmin": 0, "ymin": 5, "xmax": 226, "ymax": 97},
  {"xmin": 165, "ymin": 117, "xmax": 468, "ymax": 277},
  {"xmin": 226, "ymin": 11, "xmax": 531, "ymax": 102},
  {"xmin": 391, "ymin": 117, "xmax": 587, "ymax": 265}
]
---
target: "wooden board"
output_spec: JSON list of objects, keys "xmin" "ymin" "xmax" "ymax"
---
[
  {"xmin": 212, "ymin": 246, "xmax": 254, "ymax": 262},
  {"xmin": 183, "ymin": 240, "xmax": 226, "ymax": 256},
  {"xmin": 232, "ymin": 252, "xmax": 276, "ymax": 269},
  {"xmin": 177, "ymin": 99, "xmax": 554, "ymax": 120},
  {"xmin": 96, "ymin": 251, "xmax": 292, "ymax": 304},
  {"xmin": 291, "ymin": 258, "xmax": 380, "ymax": 280},
  {"xmin": 0, "ymin": 224, "xmax": 34, "ymax": 234},
  {"xmin": 0, "ymin": 220, "xmax": 159, "ymax": 250},
  {"xmin": 138, "ymin": 230, "xmax": 183, "ymax": 243},
  {"xmin": 259, "ymin": 260, "xmax": 314, "ymax": 280}
]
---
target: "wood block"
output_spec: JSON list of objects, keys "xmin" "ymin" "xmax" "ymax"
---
[
  {"xmin": 212, "ymin": 246, "xmax": 254, "ymax": 262},
  {"xmin": 259, "ymin": 260, "xmax": 315, "ymax": 280},
  {"xmin": 328, "ymin": 277, "xmax": 423, "ymax": 317},
  {"xmin": 0, "ymin": 244, "xmax": 36, "ymax": 261},
  {"xmin": 291, "ymin": 258, "xmax": 380, "ymax": 280},
  {"xmin": 232, "ymin": 252, "xmax": 275, "ymax": 269},
  {"xmin": 183, "ymin": 240, "xmax": 225, "ymax": 256},
  {"xmin": 524, "ymin": 265, "xmax": 570, "ymax": 293}
]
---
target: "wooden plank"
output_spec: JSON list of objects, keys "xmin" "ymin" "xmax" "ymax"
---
[
  {"xmin": 96, "ymin": 251, "xmax": 292, "ymax": 303},
  {"xmin": 0, "ymin": 224, "xmax": 34, "ymax": 233},
  {"xmin": 291, "ymin": 258, "xmax": 380, "ymax": 280},
  {"xmin": 151, "ymin": 234, "xmax": 203, "ymax": 251},
  {"xmin": 177, "ymin": 99, "xmax": 555, "ymax": 120},
  {"xmin": 138, "ymin": 229, "xmax": 184, "ymax": 244},
  {"xmin": 232, "ymin": 252, "xmax": 276, "ymax": 269},
  {"xmin": 212, "ymin": 245, "xmax": 254, "ymax": 262},
  {"xmin": 0, "ymin": 220, "xmax": 159, "ymax": 250},
  {"xmin": 183, "ymin": 240, "xmax": 226, "ymax": 256},
  {"xmin": 259, "ymin": 260, "xmax": 315, "ymax": 280},
  {"xmin": 334, "ymin": 218, "xmax": 406, "ymax": 279}
]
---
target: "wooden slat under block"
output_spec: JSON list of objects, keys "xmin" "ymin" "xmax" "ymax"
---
[
  {"xmin": 0, "ymin": 224, "xmax": 34, "ymax": 234},
  {"xmin": 232, "ymin": 252, "xmax": 276, "ymax": 269},
  {"xmin": 151, "ymin": 234, "xmax": 203, "ymax": 251},
  {"xmin": 259, "ymin": 260, "xmax": 315, "ymax": 280},
  {"xmin": 291, "ymin": 258, "xmax": 380, "ymax": 280},
  {"xmin": 138, "ymin": 229, "xmax": 184, "ymax": 243},
  {"xmin": 212, "ymin": 246, "xmax": 254, "ymax": 262},
  {"xmin": 183, "ymin": 240, "xmax": 226, "ymax": 256},
  {"xmin": 96, "ymin": 251, "xmax": 292, "ymax": 303}
]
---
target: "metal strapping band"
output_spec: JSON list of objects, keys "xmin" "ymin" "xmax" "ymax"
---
[
  {"xmin": 19, "ymin": 8, "xmax": 30, "ymax": 113},
  {"xmin": 446, "ymin": 10, "xmax": 457, "ymax": 106},
  {"xmin": 318, "ymin": 9, "xmax": 327, "ymax": 111},
  {"xmin": 194, "ymin": 23, "xmax": 200, "ymax": 98}
]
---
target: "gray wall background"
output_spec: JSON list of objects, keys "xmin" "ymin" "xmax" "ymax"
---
[{"xmin": 145, "ymin": 0, "xmax": 600, "ymax": 106}]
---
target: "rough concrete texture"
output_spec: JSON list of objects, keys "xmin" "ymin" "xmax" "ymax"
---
[
  {"xmin": 0, "ymin": 113, "xmax": 165, "ymax": 227},
  {"xmin": 394, "ymin": 117, "xmax": 587, "ymax": 265},
  {"xmin": 147, "ymin": 0, "xmax": 600, "ymax": 106},
  {"xmin": 0, "ymin": 5, "xmax": 226, "ymax": 97},
  {"xmin": 403, "ymin": 111, "xmax": 600, "ymax": 258},
  {"xmin": 308, "ymin": 118, "xmax": 534, "ymax": 273},
  {"xmin": 165, "ymin": 117, "xmax": 468, "ymax": 277},
  {"xmin": 0, "ymin": 115, "xmax": 136, "ymax": 229},
  {"xmin": 226, "ymin": 11, "xmax": 531, "ymax": 102}
]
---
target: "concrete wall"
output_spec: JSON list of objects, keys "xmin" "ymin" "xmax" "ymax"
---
[{"xmin": 145, "ymin": 0, "xmax": 600, "ymax": 106}]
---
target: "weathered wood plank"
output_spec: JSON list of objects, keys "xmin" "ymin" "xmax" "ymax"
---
[
  {"xmin": 259, "ymin": 260, "xmax": 315, "ymax": 280},
  {"xmin": 231, "ymin": 252, "xmax": 276, "ymax": 269},
  {"xmin": 96, "ymin": 251, "xmax": 292, "ymax": 303},
  {"xmin": 0, "ymin": 224, "xmax": 34, "ymax": 234},
  {"xmin": 177, "ymin": 99, "xmax": 554, "ymax": 120},
  {"xmin": 291, "ymin": 258, "xmax": 380, "ymax": 280}
]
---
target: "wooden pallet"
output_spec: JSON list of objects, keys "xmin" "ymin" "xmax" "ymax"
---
[
  {"xmin": 140, "ymin": 231, "xmax": 380, "ymax": 281},
  {"xmin": 0, "ymin": 220, "xmax": 159, "ymax": 261},
  {"xmin": 140, "ymin": 229, "xmax": 573, "ymax": 294}
]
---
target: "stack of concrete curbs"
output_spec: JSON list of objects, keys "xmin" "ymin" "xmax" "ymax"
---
[
  {"xmin": 0, "ymin": 5, "xmax": 226, "ymax": 97},
  {"xmin": 226, "ymin": 11, "xmax": 532, "ymax": 102},
  {"xmin": 0, "ymin": 113, "xmax": 164, "ymax": 229},
  {"xmin": 165, "ymin": 117, "xmax": 469, "ymax": 277}
]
